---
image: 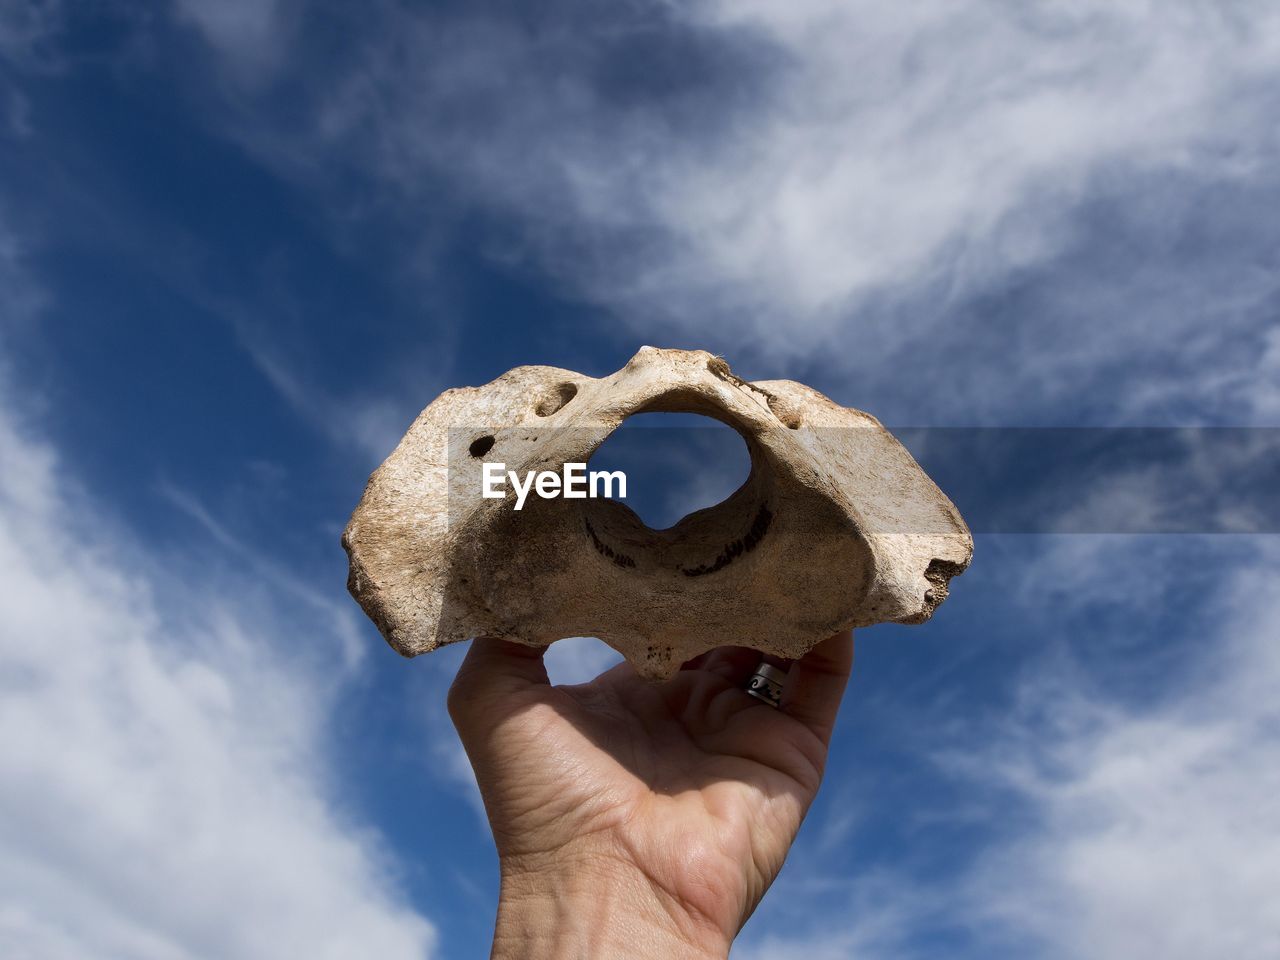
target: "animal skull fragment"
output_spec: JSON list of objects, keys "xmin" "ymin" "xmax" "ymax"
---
[{"xmin": 343, "ymin": 347, "xmax": 972, "ymax": 680}]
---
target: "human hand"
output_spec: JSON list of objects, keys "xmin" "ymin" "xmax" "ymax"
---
[{"xmin": 447, "ymin": 631, "xmax": 854, "ymax": 959}]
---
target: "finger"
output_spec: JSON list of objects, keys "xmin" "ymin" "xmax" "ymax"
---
[
  {"xmin": 779, "ymin": 630, "xmax": 854, "ymax": 745},
  {"xmin": 680, "ymin": 646, "xmax": 752, "ymax": 673},
  {"xmin": 679, "ymin": 650, "xmax": 715, "ymax": 671},
  {"xmin": 447, "ymin": 636, "xmax": 550, "ymax": 715},
  {"xmin": 693, "ymin": 646, "xmax": 761, "ymax": 682}
]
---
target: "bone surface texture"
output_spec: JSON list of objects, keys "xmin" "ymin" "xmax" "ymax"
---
[{"xmin": 343, "ymin": 347, "xmax": 972, "ymax": 680}]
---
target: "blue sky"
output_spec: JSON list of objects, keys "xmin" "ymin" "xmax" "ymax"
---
[{"xmin": 1, "ymin": 2, "xmax": 1278, "ymax": 958}]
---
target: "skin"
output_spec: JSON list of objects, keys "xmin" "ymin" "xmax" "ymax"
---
[{"xmin": 448, "ymin": 631, "xmax": 855, "ymax": 959}]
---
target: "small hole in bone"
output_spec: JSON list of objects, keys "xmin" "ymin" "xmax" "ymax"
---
[
  {"xmin": 766, "ymin": 395, "xmax": 802, "ymax": 429},
  {"xmin": 469, "ymin": 435, "xmax": 495, "ymax": 458},
  {"xmin": 535, "ymin": 382, "xmax": 578, "ymax": 417}
]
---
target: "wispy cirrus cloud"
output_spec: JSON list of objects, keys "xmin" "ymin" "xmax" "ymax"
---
[
  {"xmin": 0, "ymin": 210, "xmax": 44, "ymax": 330},
  {"xmin": 171, "ymin": 0, "xmax": 286, "ymax": 82},
  {"xmin": 11, "ymin": 8, "xmax": 1274, "ymax": 957},
  {"xmin": 735, "ymin": 535, "xmax": 1280, "ymax": 959},
  {"xmin": 0, "ymin": 377, "xmax": 437, "ymax": 959},
  {"xmin": 955, "ymin": 537, "xmax": 1280, "ymax": 960},
  {"xmin": 0, "ymin": 0, "xmax": 65, "ymax": 70},
  {"xmin": 236, "ymin": 329, "xmax": 417, "ymax": 465},
  {"xmin": 175, "ymin": 0, "xmax": 1280, "ymax": 423},
  {"xmin": 0, "ymin": 219, "xmax": 435, "ymax": 957}
]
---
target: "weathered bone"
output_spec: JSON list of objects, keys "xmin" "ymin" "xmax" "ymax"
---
[{"xmin": 343, "ymin": 347, "xmax": 972, "ymax": 680}]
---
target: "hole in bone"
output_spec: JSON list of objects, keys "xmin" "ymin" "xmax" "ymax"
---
[
  {"xmin": 766, "ymin": 395, "xmax": 802, "ymax": 429},
  {"xmin": 534, "ymin": 382, "xmax": 578, "ymax": 417},
  {"xmin": 586, "ymin": 413, "xmax": 752, "ymax": 531},
  {"xmin": 468, "ymin": 435, "xmax": 495, "ymax": 458}
]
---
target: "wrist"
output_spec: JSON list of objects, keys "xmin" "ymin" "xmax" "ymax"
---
[{"xmin": 492, "ymin": 853, "xmax": 732, "ymax": 960}]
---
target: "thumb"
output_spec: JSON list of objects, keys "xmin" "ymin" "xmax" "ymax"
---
[{"xmin": 447, "ymin": 636, "xmax": 550, "ymax": 718}]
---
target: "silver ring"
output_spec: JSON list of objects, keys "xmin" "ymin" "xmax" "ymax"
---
[{"xmin": 744, "ymin": 662, "xmax": 787, "ymax": 708}]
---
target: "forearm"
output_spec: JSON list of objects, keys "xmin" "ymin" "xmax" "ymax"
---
[{"xmin": 492, "ymin": 860, "xmax": 731, "ymax": 960}]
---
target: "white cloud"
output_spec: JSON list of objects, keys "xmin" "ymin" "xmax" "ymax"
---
[
  {"xmin": 101, "ymin": 15, "xmax": 1280, "ymax": 954},
  {"xmin": 961, "ymin": 538, "xmax": 1280, "ymax": 959},
  {"xmin": 0, "ymin": 0, "xmax": 64, "ymax": 70},
  {"xmin": 172, "ymin": 0, "xmax": 286, "ymax": 81},
  {"xmin": 742, "ymin": 537, "xmax": 1280, "ymax": 959},
  {"xmin": 0, "ymin": 213, "xmax": 45, "ymax": 329},
  {"xmin": 0, "ymin": 381, "xmax": 435, "ymax": 954},
  {"xmin": 234, "ymin": 330, "xmax": 423, "ymax": 466},
  {"xmin": 669, "ymin": 0, "xmax": 1280, "ymax": 310},
  {"xmin": 174, "ymin": 0, "xmax": 1280, "ymax": 422}
]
